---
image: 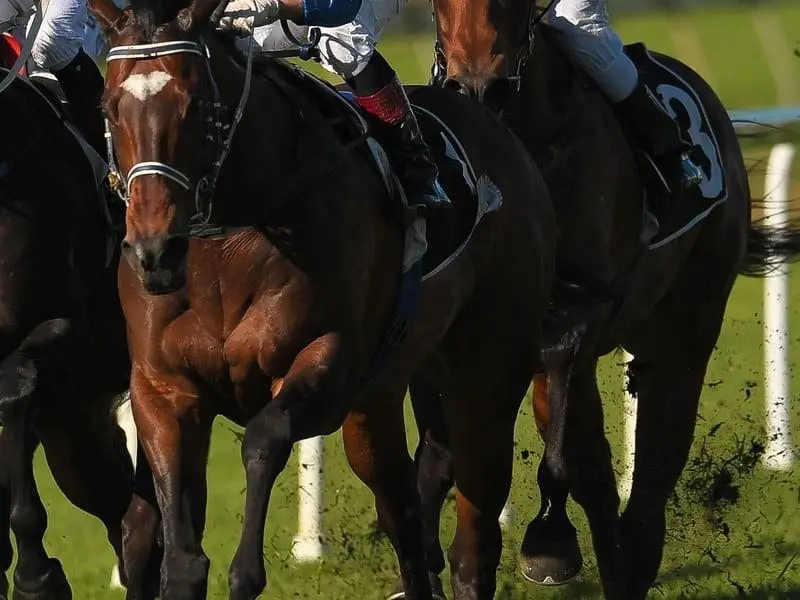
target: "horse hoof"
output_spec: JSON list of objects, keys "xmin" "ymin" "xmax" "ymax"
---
[
  {"xmin": 12, "ymin": 559, "xmax": 71, "ymax": 600},
  {"xmin": 518, "ymin": 521, "xmax": 583, "ymax": 586},
  {"xmin": 386, "ymin": 572, "xmax": 446, "ymax": 600}
]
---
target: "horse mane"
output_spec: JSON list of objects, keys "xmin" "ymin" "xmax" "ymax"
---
[{"xmin": 128, "ymin": 0, "xmax": 188, "ymax": 38}]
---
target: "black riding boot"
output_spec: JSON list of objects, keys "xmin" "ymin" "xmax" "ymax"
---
[
  {"xmin": 53, "ymin": 49, "xmax": 106, "ymax": 159},
  {"xmin": 614, "ymin": 78, "xmax": 704, "ymax": 194},
  {"xmin": 349, "ymin": 52, "xmax": 451, "ymax": 215}
]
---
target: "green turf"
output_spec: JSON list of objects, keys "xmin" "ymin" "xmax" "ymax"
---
[
  {"xmin": 11, "ymin": 2, "xmax": 800, "ymax": 599},
  {"xmin": 24, "ymin": 272, "xmax": 800, "ymax": 599}
]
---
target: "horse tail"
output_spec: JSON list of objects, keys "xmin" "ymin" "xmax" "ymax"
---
[{"xmin": 739, "ymin": 214, "xmax": 800, "ymax": 277}]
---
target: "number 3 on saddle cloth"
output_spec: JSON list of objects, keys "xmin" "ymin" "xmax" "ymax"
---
[{"xmin": 625, "ymin": 42, "xmax": 728, "ymax": 250}]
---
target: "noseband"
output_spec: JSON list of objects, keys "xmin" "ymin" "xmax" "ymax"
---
[{"xmin": 104, "ymin": 36, "xmax": 255, "ymax": 236}]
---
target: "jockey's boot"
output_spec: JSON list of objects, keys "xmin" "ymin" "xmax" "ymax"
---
[
  {"xmin": 351, "ymin": 53, "xmax": 451, "ymax": 216},
  {"xmin": 614, "ymin": 78, "xmax": 704, "ymax": 194},
  {"xmin": 53, "ymin": 49, "xmax": 106, "ymax": 159}
]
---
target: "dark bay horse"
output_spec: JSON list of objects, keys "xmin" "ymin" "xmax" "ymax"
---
[
  {"xmin": 393, "ymin": 1, "xmax": 800, "ymax": 599},
  {"xmin": 0, "ymin": 50, "xmax": 137, "ymax": 599},
  {"xmin": 89, "ymin": 0, "xmax": 556, "ymax": 597}
]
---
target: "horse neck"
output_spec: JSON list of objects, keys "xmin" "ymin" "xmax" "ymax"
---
[
  {"xmin": 514, "ymin": 27, "xmax": 582, "ymax": 141},
  {"xmin": 205, "ymin": 39, "xmax": 300, "ymax": 224}
]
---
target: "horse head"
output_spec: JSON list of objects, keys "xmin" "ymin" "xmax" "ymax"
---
[
  {"xmin": 90, "ymin": 0, "xmax": 233, "ymax": 295},
  {"xmin": 431, "ymin": 0, "xmax": 536, "ymax": 110}
]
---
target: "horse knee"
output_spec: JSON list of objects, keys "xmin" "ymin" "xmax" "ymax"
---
[
  {"xmin": 0, "ymin": 354, "xmax": 38, "ymax": 423},
  {"xmin": 416, "ymin": 434, "xmax": 453, "ymax": 491},
  {"xmin": 9, "ymin": 492, "xmax": 46, "ymax": 541}
]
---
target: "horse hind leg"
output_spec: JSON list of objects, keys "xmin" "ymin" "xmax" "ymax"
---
[
  {"xmin": 620, "ymin": 291, "xmax": 729, "ymax": 599},
  {"xmin": 441, "ymin": 354, "xmax": 534, "ymax": 600},
  {"xmin": 342, "ymin": 383, "xmax": 436, "ymax": 600},
  {"xmin": 518, "ymin": 374, "xmax": 583, "ymax": 586},
  {"xmin": 561, "ymin": 361, "xmax": 627, "ymax": 600},
  {"xmin": 388, "ymin": 376, "xmax": 451, "ymax": 600}
]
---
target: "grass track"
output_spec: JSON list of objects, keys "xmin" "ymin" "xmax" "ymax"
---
[{"xmin": 11, "ymin": 2, "xmax": 800, "ymax": 599}]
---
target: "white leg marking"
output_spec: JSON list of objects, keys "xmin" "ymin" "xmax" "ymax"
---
[{"xmin": 113, "ymin": 390, "xmax": 138, "ymax": 470}]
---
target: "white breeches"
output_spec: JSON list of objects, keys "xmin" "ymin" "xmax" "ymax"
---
[
  {"xmin": 242, "ymin": 0, "xmax": 404, "ymax": 79},
  {"xmin": 545, "ymin": 0, "xmax": 638, "ymax": 102},
  {"xmin": 27, "ymin": 0, "xmax": 87, "ymax": 70}
]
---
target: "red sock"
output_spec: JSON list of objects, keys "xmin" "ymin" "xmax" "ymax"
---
[{"xmin": 355, "ymin": 77, "xmax": 407, "ymax": 125}]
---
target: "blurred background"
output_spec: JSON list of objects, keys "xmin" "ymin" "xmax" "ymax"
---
[{"xmin": 29, "ymin": 0, "xmax": 800, "ymax": 598}]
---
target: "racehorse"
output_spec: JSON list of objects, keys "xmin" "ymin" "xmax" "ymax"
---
[
  {"xmin": 392, "ymin": 0, "xmax": 800, "ymax": 598},
  {"xmin": 0, "ymin": 36, "xmax": 140, "ymax": 600},
  {"xmin": 89, "ymin": 0, "xmax": 557, "ymax": 596}
]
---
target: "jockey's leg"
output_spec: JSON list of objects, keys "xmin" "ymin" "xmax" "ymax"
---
[
  {"xmin": 546, "ymin": 0, "xmax": 703, "ymax": 194},
  {"xmin": 314, "ymin": 1, "xmax": 451, "ymax": 214},
  {"xmin": 31, "ymin": 0, "xmax": 106, "ymax": 158},
  {"xmin": 348, "ymin": 52, "xmax": 451, "ymax": 214}
]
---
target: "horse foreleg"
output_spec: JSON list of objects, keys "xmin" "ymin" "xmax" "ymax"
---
[
  {"xmin": 0, "ymin": 422, "xmax": 71, "ymax": 600},
  {"xmin": 519, "ymin": 372, "xmax": 582, "ymax": 585},
  {"xmin": 343, "ymin": 384, "xmax": 434, "ymax": 600},
  {"xmin": 130, "ymin": 373, "xmax": 212, "ymax": 600},
  {"xmin": 0, "ymin": 318, "xmax": 81, "ymax": 600},
  {"xmin": 121, "ymin": 452, "xmax": 163, "ymax": 600},
  {"xmin": 33, "ymin": 396, "xmax": 144, "ymax": 598},
  {"xmin": 228, "ymin": 333, "xmax": 352, "ymax": 600}
]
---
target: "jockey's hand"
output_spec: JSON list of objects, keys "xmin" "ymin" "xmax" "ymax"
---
[{"xmin": 217, "ymin": 0, "xmax": 280, "ymax": 35}]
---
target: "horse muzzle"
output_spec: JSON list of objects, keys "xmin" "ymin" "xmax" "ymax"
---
[{"xmin": 122, "ymin": 234, "xmax": 189, "ymax": 295}]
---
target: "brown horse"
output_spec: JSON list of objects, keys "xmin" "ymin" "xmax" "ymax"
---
[
  {"xmin": 89, "ymin": 0, "xmax": 557, "ymax": 596},
  {"xmin": 394, "ymin": 1, "xmax": 800, "ymax": 599},
  {"xmin": 0, "ymin": 57, "xmax": 137, "ymax": 599}
]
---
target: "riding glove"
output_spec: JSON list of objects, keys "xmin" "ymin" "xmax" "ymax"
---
[{"xmin": 217, "ymin": 0, "xmax": 280, "ymax": 34}]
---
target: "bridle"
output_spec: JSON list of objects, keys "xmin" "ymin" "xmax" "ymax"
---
[
  {"xmin": 103, "ymin": 22, "xmax": 323, "ymax": 238},
  {"xmin": 104, "ymin": 35, "xmax": 253, "ymax": 237},
  {"xmin": 429, "ymin": 0, "xmax": 555, "ymax": 93}
]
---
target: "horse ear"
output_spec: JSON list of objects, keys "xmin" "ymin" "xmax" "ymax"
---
[
  {"xmin": 88, "ymin": 0, "xmax": 125, "ymax": 40},
  {"xmin": 177, "ymin": 0, "xmax": 230, "ymax": 33}
]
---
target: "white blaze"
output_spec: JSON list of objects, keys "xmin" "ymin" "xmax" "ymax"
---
[{"xmin": 120, "ymin": 71, "xmax": 173, "ymax": 102}]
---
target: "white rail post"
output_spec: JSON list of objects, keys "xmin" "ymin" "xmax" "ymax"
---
[
  {"xmin": 292, "ymin": 436, "xmax": 325, "ymax": 561},
  {"xmin": 762, "ymin": 143, "xmax": 797, "ymax": 471},
  {"xmin": 619, "ymin": 351, "xmax": 637, "ymax": 504}
]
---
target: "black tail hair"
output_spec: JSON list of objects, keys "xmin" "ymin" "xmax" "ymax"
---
[{"xmin": 740, "ymin": 199, "xmax": 800, "ymax": 277}]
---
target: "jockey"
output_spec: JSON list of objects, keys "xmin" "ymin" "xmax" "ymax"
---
[
  {"xmin": 217, "ymin": 0, "xmax": 452, "ymax": 214},
  {"xmin": 0, "ymin": 0, "xmax": 106, "ymax": 157},
  {"xmin": 545, "ymin": 0, "xmax": 703, "ymax": 193}
]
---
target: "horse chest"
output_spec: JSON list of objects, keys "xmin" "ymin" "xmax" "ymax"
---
[{"xmin": 222, "ymin": 300, "xmax": 315, "ymax": 401}]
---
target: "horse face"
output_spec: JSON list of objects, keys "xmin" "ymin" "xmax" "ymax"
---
[
  {"xmin": 433, "ymin": 0, "xmax": 530, "ymax": 111},
  {"xmin": 90, "ymin": 0, "xmax": 229, "ymax": 294}
]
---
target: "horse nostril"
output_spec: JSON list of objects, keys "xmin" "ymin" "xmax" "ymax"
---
[
  {"xmin": 161, "ymin": 235, "xmax": 189, "ymax": 269},
  {"xmin": 483, "ymin": 78, "xmax": 511, "ymax": 112},
  {"xmin": 443, "ymin": 77, "xmax": 468, "ymax": 96}
]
